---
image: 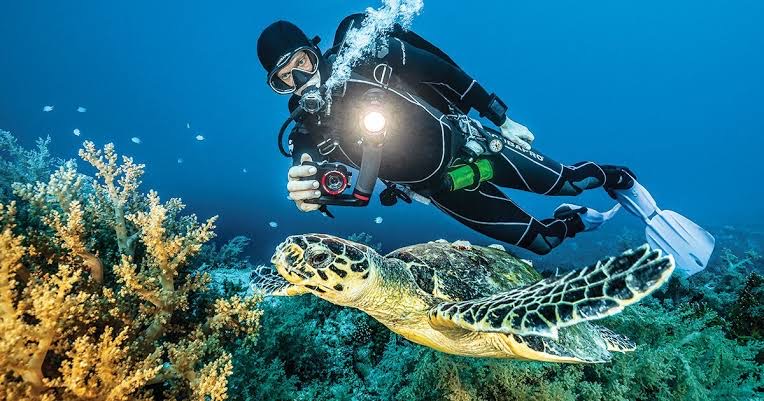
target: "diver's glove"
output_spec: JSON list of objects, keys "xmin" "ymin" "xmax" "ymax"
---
[
  {"xmin": 499, "ymin": 117, "xmax": 535, "ymax": 151},
  {"xmin": 287, "ymin": 153, "xmax": 321, "ymax": 212}
]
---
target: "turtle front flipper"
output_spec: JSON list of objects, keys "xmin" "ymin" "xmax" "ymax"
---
[
  {"xmin": 428, "ymin": 245, "xmax": 674, "ymax": 339},
  {"xmin": 250, "ymin": 265, "xmax": 308, "ymax": 296}
]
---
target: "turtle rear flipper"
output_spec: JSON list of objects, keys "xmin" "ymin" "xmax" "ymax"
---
[
  {"xmin": 594, "ymin": 325, "xmax": 636, "ymax": 353},
  {"xmin": 250, "ymin": 265, "xmax": 308, "ymax": 296},
  {"xmin": 428, "ymin": 245, "xmax": 674, "ymax": 339}
]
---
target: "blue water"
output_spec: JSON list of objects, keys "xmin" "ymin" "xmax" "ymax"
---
[{"xmin": 1, "ymin": 0, "xmax": 763, "ymax": 261}]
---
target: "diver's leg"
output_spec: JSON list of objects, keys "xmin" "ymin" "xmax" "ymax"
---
[
  {"xmin": 487, "ymin": 141, "xmax": 634, "ymax": 196},
  {"xmin": 431, "ymin": 182, "xmax": 584, "ymax": 255}
]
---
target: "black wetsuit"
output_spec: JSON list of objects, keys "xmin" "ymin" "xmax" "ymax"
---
[{"xmin": 288, "ymin": 14, "xmax": 631, "ymax": 255}]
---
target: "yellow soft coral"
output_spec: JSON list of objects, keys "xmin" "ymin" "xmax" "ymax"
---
[
  {"xmin": 0, "ymin": 209, "xmax": 92, "ymax": 393},
  {"xmin": 13, "ymin": 163, "xmax": 103, "ymax": 282},
  {"xmin": 192, "ymin": 352, "xmax": 233, "ymax": 401},
  {"xmin": 78, "ymin": 141, "xmax": 143, "ymax": 257},
  {"xmin": 163, "ymin": 335, "xmax": 233, "ymax": 401},
  {"xmin": 1, "ymin": 140, "xmax": 261, "ymax": 400},
  {"xmin": 44, "ymin": 201, "xmax": 104, "ymax": 283},
  {"xmin": 12, "ymin": 161, "xmax": 84, "ymax": 213},
  {"xmin": 51, "ymin": 327, "xmax": 163, "ymax": 401},
  {"xmin": 207, "ymin": 295, "xmax": 263, "ymax": 337},
  {"xmin": 115, "ymin": 190, "xmax": 217, "ymax": 342}
]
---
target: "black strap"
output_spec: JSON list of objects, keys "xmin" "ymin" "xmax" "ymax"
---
[{"xmin": 465, "ymin": 163, "xmax": 483, "ymax": 191}]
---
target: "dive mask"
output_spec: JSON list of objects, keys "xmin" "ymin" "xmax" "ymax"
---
[{"xmin": 267, "ymin": 47, "xmax": 320, "ymax": 95}]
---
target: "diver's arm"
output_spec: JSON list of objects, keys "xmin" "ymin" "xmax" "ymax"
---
[
  {"xmin": 382, "ymin": 38, "xmax": 507, "ymax": 126},
  {"xmin": 383, "ymin": 38, "xmax": 535, "ymax": 149}
]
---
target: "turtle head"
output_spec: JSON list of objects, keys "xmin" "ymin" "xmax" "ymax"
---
[{"xmin": 271, "ymin": 234, "xmax": 381, "ymax": 305}]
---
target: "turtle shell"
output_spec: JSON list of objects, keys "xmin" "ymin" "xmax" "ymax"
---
[{"xmin": 385, "ymin": 241, "xmax": 541, "ymax": 302}]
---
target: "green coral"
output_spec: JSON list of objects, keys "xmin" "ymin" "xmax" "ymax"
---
[
  {"xmin": 199, "ymin": 236, "xmax": 254, "ymax": 271},
  {"xmin": 728, "ymin": 273, "xmax": 764, "ymax": 340}
]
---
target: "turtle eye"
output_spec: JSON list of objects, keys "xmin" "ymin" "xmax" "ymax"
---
[{"xmin": 308, "ymin": 251, "xmax": 332, "ymax": 269}]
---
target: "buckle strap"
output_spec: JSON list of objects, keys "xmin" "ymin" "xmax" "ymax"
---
[{"xmin": 317, "ymin": 137, "xmax": 339, "ymax": 156}]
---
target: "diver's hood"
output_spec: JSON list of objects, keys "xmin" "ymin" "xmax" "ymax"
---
[{"xmin": 257, "ymin": 20, "xmax": 330, "ymax": 95}]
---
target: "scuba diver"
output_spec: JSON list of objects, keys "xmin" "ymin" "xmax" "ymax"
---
[{"xmin": 256, "ymin": 14, "xmax": 715, "ymax": 274}]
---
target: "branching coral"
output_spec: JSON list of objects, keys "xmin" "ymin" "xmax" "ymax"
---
[
  {"xmin": 51, "ymin": 327, "xmax": 163, "ymax": 401},
  {"xmin": 160, "ymin": 336, "xmax": 234, "ymax": 401},
  {"xmin": 0, "ymin": 130, "xmax": 57, "ymax": 200},
  {"xmin": 0, "ymin": 206, "xmax": 93, "ymax": 393},
  {"xmin": 207, "ymin": 295, "xmax": 262, "ymax": 337},
  {"xmin": 115, "ymin": 190, "xmax": 217, "ymax": 342},
  {"xmin": 199, "ymin": 236, "xmax": 253, "ymax": 271},
  {"xmin": 0, "ymin": 133, "xmax": 262, "ymax": 401},
  {"xmin": 728, "ymin": 272, "xmax": 764, "ymax": 340},
  {"xmin": 78, "ymin": 141, "xmax": 143, "ymax": 257},
  {"xmin": 14, "ymin": 162, "xmax": 103, "ymax": 282}
]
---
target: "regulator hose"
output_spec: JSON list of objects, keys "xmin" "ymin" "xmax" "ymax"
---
[{"xmin": 277, "ymin": 107, "xmax": 305, "ymax": 158}]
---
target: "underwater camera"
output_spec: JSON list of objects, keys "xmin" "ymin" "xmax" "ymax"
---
[
  {"xmin": 302, "ymin": 161, "xmax": 352, "ymax": 197},
  {"xmin": 300, "ymin": 159, "xmax": 370, "ymax": 207}
]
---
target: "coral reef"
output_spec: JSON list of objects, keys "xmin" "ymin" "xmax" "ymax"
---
[
  {"xmin": 2, "ymin": 131, "xmax": 761, "ymax": 401},
  {"xmin": 0, "ymin": 133, "xmax": 260, "ymax": 400},
  {"xmin": 199, "ymin": 236, "xmax": 253, "ymax": 271}
]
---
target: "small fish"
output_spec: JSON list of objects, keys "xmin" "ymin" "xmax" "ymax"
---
[
  {"xmin": 76, "ymin": 106, "xmax": 87, "ymax": 113},
  {"xmin": 186, "ymin": 122, "xmax": 190, "ymax": 129},
  {"xmin": 242, "ymin": 168, "xmax": 248, "ymax": 173},
  {"xmin": 43, "ymin": 105, "xmax": 54, "ymax": 112},
  {"xmin": 195, "ymin": 134, "xmax": 205, "ymax": 141},
  {"xmin": 177, "ymin": 158, "xmax": 184, "ymax": 164},
  {"xmin": 73, "ymin": 128, "xmax": 81, "ymax": 136},
  {"xmin": 131, "ymin": 137, "xmax": 142, "ymax": 144},
  {"xmin": 374, "ymin": 216, "xmax": 383, "ymax": 224},
  {"xmin": 269, "ymin": 221, "xmax": 278, "ymax": 228}
]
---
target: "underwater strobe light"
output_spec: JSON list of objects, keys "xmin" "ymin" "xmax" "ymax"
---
[
  {"xmin": 359, "ymin": 88, "xmax": 388, "ymax": 144},
  {"xmin": 362, "ymin": 111, "xmax": 386, "ymax": 135}
]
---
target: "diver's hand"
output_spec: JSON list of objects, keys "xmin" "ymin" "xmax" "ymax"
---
[
  {"xmin": 287, "ymin": 153, "xmax": 321, "ymax": 212},
  {"xmin": 500, "ymin": 117, "xmax": 535, "ymax": 151}
]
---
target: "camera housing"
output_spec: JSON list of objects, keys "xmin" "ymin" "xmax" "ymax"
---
[{"xmin": 301, "ymin": 161, "xmax": 352, "ymax": 197}]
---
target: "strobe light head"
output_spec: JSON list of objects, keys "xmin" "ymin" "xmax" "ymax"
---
[
  {"xmin": 359, "ymin": 88, "xmax": 387, "ymax": 139},
  {"xmin": 362, "ymin": 111, "xmax": 386, "ymax": 135}
]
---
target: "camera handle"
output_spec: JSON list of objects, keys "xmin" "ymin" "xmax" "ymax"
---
[{"xmin": 351, "ymin": 142, "xmax": 382, "ymax": 203}]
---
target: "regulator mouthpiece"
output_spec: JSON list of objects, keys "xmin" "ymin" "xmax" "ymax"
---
[{"xmin": 299, "ymin": 86, "xmax": 326, "ymax": 114}]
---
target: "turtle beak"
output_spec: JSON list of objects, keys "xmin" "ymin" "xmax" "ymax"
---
[{"xmin": 272, "ymin": 241, "xmax": 310, "ymax": 283}]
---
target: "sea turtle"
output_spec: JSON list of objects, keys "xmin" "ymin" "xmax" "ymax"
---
[{"xmin": 252, "ymin": 234, "xmax": 674, "ymax": 363}]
